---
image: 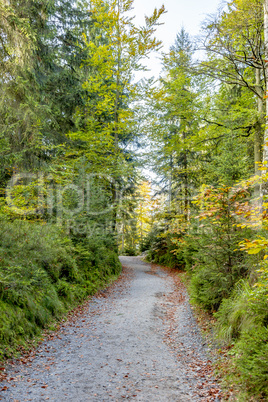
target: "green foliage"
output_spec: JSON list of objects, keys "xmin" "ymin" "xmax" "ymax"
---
[
  {"xmin": 184, "ymin": 185, "xmax": 254, "ymax": 311},
  {"xmin": 0, "ymin": 0, "xmax": 94, "ymax": 192},
  {"xmin": 190, "ymin": 266, "xmax": 236, "ymax": 312},
  {"xmin": 122, "ymin": 246, "xmax": 138, "ymax": 256},
  {"xmin": 145, "ymin": 29, "xmax": 200, "ymax": 221},
  {"xmin": 0, "ymin": 220, "xmax": 121, "ymax": 360},
  {"xmin": 200, "ymin": 86, "xmax": 255, "ymax": 186},
  {"xmin": 187, "ymin": 232, "xmax": 252, "ymax": 311},
  {"xmin": 199, "ymin": 0, "xmax": 264, "ymax": 100},
  {"xmin": 234, "ymin": 327, "xmax": 268, "ymax": 398},
  {"xmin": 215, "ymin": 280, "xmax": 267, "ymax": 339},
  {"xmin": 215, "ymin": 279, "xmax": 268, "ymax": 399},
  {"xmin": 143, "ymin": 225, "xmax": 185, "ymax": 268}
]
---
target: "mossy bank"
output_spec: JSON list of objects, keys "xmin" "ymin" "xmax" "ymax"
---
[{"xmin": 0, "ymin": 219, "xmax": 121, "ymax": 361}]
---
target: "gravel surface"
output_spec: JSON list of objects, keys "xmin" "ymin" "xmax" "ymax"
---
[{"xmin": 0, "ymin": 257, "xmax": 221, "ymax": 401}]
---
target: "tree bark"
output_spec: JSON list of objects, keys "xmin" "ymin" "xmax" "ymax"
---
[
  {"xmin": 111, "ymin": 0, "xmax": 122, "ymax": 240},
  {"xmin": 255, "ymin": 68, "xmax": 263, "ymax": 173},
  {"xmin": 183, "ymin": 132, "xmax": 189, "ymax": 221},
  {"xmin": 168, "ymin": 155, "xmax": 172, "ymax": 211},
  {"xmin": 263, "ymin": 0, "xmax": 268, "ymax": 167},
  {"xmin": 262, "ymin": 0, "xmax": 268, "ymax": 203},
  {"xmin": 254, "ymin": 68, "xmax": 264, "ymax": 200}
]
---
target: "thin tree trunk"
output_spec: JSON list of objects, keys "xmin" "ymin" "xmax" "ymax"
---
[
  {"xmin": 255, "ymin": 68, "xmax": 263, "ymax": 173},
  {"xmin": 262, "ymin": 1, "xmax": 268, "ymax": 203},
  {"xmin": 184, "ymin": 151, "xmax": 188, "ymax": 219},
  {"xmin": 254, "ymin": 68, "xmax": 264, "ymax": 200},
  {"xmin": 263, "ymin": 1, "xmax": 268, "ymax": 166},
  {"xmin": 183, "ymin": 132, "xmax": 188, "ymax": 221},
  {"xmin": 112, "ymin": 0, "xmax": 121, "ymax": 239},
  {"xmin": 121, "ymin": 220, "xmax": 124, "ymax": 252},
  {"xmin": 168, "ymin": 155, "xmax": 172, "ymax": 211}
]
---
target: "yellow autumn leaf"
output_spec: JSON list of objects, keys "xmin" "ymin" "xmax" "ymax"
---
[{"xmin": 247, "ymin": 248, "xmax": 262, "ymax": 255}]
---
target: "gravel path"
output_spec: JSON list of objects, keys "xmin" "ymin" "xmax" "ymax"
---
[{"xmin": 0, "ymin": 257, "xmax": 221, "ymax": 401}]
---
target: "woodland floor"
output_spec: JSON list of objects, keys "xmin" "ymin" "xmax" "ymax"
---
[{"xmin": 0, "ymin": 257, "xmax": 221, "ymax": 401}]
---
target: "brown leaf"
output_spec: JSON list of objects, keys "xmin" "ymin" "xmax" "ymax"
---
[{"xmin": 1, "ymin": 386, "xmax": 8, "ymax": 391}]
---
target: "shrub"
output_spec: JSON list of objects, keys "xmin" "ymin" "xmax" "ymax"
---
[
  {"xmin": 184, "ymin": 185, "xmax": 254, "ymax": 311},
  {"xmin": 143, "ymin": 226, "xmax": 185, "ymax": 268},
  {"xmin": 234, "ymin": 326, "xmax": 268, "ymax": 398},
  {"xmin": 122, "ymin": 246, "xmax": 138, "ymax": 256}
]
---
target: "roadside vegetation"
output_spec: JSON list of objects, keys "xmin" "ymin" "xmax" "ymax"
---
[{"xmin": 0, "ymin": 219, "xmax": 121, "ymax": 360}]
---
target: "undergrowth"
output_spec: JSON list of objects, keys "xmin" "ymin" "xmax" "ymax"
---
[
  {"xmin": 0, "ymin": 219, "xmax": 121, "ymax": 361},
  {"xmin": 214, "ymin": 279, "xmax": 268, "ymax": 400},
  {"xmin": 142, "ymin": 226, "xmax": 184, "ymax": 268}
]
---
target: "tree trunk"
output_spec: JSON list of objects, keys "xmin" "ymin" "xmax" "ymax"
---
[
  {"xmin": 263, "ymin": 1, "xmax": 268, "ymax": 166},
  {"xmin": 183, "ymin": 132, "xmax": 188, "ymax": 221},
  {"xmin": 168, "ymin": 155, "xmax": 172, "ymax": 211},
  {"xmin": 121, "ymin": 220, "xmax": 125, "ymax": 252},
  {"xmin": 255, "ymin": 68, "xmax": 263, "ymax": 173},
  {"xmin": 111, "ymin": 0, "xmax": 121, "ymax": 240},
  {"xmin": 262, "ymin": 1, "xmax": 268, "ymax": 202},
  {"xmin": 254, "ymin": 68, "xmax": 264, "ymax": 200},
  {"xmin": 184, "ymin": 151, "xmax": 188, "ymax": 220}
]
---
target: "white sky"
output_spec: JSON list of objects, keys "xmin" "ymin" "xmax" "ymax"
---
[{"xmin": 133, "ymin": 0, "xmax": 223, "ymax": 79}]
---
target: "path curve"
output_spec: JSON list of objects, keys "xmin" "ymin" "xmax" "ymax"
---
[{"xmin": 0, "ymin": 257, "xmax": 221, "ymax": 401}]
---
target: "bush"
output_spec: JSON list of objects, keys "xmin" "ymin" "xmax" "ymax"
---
[
  {"xmin": 183, "ymin": 185, "xmax": 254, "ymax": 311},
  {"xmin": 122, "ymin": 246, "xmax": 138, "ymax": 256},
  {"xmin": 190, "ymin": 265, "xmax": 234, "ymax": 311},
  {"xmin": 234, "ymin": 327, "xmax": 268, "ymax": 398},
  {"xmin": 189, "ymin": 254, "xmax": 251, "ymax": 312},
  {"xmin": 142, "ymin": 226, "xmax": 185, "ymax": 268}
]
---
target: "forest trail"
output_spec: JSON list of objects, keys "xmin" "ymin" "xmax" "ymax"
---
[{"xmin": 1, "ymin": 257, "xmax": 221, "ymax": 401}]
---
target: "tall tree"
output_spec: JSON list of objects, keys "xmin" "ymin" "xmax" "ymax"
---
[
  {"xmin": 146, "ymin": 29, "xmax": 199, "ymax": 220},
  {"xmin": 0, "ymin": 0, "xmax": 94, "ymax": 187},
  {"xmin": 198, "ymin": 0, "xmax": 265, "ymax": 172},
  {"xmin": 69, "ymin": 0, "xmax": 165, "ymax": 232}
]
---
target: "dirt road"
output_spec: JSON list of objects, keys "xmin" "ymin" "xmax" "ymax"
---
[{"xmin": 0, "ymin": 257, "xmax": 221, "ymax": 401}]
